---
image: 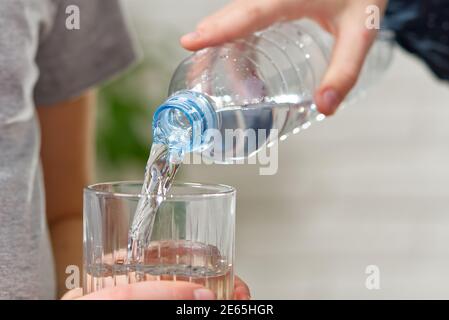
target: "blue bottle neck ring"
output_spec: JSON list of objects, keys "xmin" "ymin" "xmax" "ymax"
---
[{"xmin": 152, "ymin": 91, "xmax": 218, "ymax": 153}]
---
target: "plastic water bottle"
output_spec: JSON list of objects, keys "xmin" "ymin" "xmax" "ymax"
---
[{"xmin": 153, "ymin": 20, "xmax": 394, "ymax": 163}]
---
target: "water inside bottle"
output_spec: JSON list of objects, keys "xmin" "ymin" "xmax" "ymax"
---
[{"xmin": 204, "ymin": 98, "xmax": 319, "ymax": 160}]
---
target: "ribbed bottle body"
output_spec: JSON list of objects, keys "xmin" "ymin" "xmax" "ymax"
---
[{"xmin": 155, "ymin": 21, "xmax": 394, "ymax": 162}]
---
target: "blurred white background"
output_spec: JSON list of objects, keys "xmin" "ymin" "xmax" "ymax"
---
[{"xmin": 122, "ymin": 0, "xmax": 449, "ymax": 299}]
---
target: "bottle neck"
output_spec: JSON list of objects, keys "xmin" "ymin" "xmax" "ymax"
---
[{"xmin": 153, "ymin": 91, "xmax": 218, "ymax": 153}]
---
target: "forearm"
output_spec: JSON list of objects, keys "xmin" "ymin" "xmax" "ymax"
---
[
  {"xmin": 49, "ymin": 217, "xmax": 83, "ymax": 297},
  {"xmin": 38, "ymin": 91, "xmax": 96, "ymax": 298}
]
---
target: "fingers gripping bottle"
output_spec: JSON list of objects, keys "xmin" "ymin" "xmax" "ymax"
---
[{"xmin": 153, "ymin": 20, "xmax": 394, "ymax": 163}]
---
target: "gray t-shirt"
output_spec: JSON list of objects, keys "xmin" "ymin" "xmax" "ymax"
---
[{"xmin": 0, "ymin": 0, "xmax": 136, "ymax": 299}]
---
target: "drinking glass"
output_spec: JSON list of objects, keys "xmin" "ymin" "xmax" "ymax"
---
[{"xmin": 83, "ymin": 182, "xmax": 236, "ymax": 300}]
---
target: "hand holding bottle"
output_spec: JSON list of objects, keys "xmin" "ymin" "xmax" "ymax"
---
[{"xmin": 181, "ymin": 0, "xmax": 388, "ymax": 115}]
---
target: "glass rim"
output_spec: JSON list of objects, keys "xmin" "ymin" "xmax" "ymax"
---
[{"xmin": 84, "ymin": 181, "xmax": 236, "ymax": 200}]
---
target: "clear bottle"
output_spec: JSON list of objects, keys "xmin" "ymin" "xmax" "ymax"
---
[{"xmin": 153, "ymin": 20, "xmax": 394, "ymax": 163}]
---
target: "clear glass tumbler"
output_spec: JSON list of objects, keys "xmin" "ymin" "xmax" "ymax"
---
[{"xmin": 83, "ymin": 182, "xmax": 236, "ymax": 300}]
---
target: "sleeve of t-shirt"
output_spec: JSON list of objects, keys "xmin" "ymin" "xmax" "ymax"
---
[{"xmin": 34, "ymin": 0, "xmax": 139, "ymax": 106}]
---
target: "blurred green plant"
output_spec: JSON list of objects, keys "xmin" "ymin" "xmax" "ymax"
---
[{"xmin": 96, "ymin": 40, "xmax": 181, "ymax": 179}]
